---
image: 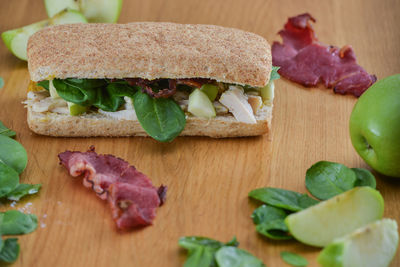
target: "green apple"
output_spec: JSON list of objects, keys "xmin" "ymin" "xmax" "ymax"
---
[
  {"xmin": 318, "ymin": 219, "xmax": 398, "ymax": 267},
  {"xmin": 45, "ymin": 0, "xmax": 123, "ymax": 23},
  {"xmin": 349, "ymin": 74, "xmax": 400, "ymax": 177},
  {"xmin": 2, "ymin": 21, "xmax": 47, "ymax": 60},
  {"xmin": 260, "ymin": 81, "xmax": 274, "ymax": 105},
  {"xmin": 285, "ymin": 187, "xmax": 384, "ymax": 247},
  {"xmin": 1, "ymin": 10, "xmax": 87, "ymax": 61},
  {"xmin": 200, "ymin": 84, "xmax": 218, "ymax": 101},
  {"xmin": 188, "ymin": 89, "xmax": 216, "ymax": 119},
  {"xmin": 68, "ymin": 102, "xmax": 88, "ymax": 116}
]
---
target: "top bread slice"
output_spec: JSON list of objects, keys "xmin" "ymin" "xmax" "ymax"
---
[{"xmin": 27, "ymin": 22, "xmax": 272, "ymax": 87}]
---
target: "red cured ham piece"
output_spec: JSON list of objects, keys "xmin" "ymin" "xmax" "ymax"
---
[
  {"xmin": 272, "ymin": 13, "xmax": 376, "ymax": 97},
  {"xmin": 58, "ymin": 147, "xmax": 166, "ymax": 230}
]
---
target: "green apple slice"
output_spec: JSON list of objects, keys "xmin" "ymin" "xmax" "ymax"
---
[
  {"xmin": 200, "ymin": 84, "xmax": 218, "ymax": 101},
  {"xmin": 260, "ymin": 81, "xmax": 274, "ymax": 105},
  {"xmin": 50, "ymin": 9, "xmax": 88, "ymax": 25},
  {"xmin": 68, "ymin": 102, "xmax": 88, "ymax": 116},
  {"xmin": 1, "ymin": 10, "xmax": 87, "ymax": 61},
  {"xmin": 285, "ymin": 187, "xmax": 384, "ymax": 247},
  {"xmin": 45, "ymin": 0, "xmax": 123, "ymax": 23},
  {"xmin": 188, "ymin": 89, "xmax": 216, "ymax": 119},
  {"xmin": 2, "ymin": 21, "xmax": 47, "ymax": 60},
  {"xmin": 318, "ymin": 219, "xmax": 399, "ymax": 267},
  {"xmin": 49, "ymin": 80, "xmax": 60, "ymax": 98},
  {"xmin": 45, "ymin": 0, "xmax": 80, "ymax": 18},
  {"xmin": 80, "ymin": 0, "xmax": 122, "ymax": 23}
]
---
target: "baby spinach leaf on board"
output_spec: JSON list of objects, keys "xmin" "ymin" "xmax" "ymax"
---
[
  {"xmin": 0, "ymin": 134, "xmax": 28, "ymax": 174},
  {"xmin": 249, "ymin": 188, "xmax": 319, "ymax": 212},
  {"xmin": 252, "ymin": 205, "xmax": 292, "ymax": 240},
  {"xmin": 280, "ymin": 251, "xmax": 308, "ymax": 267},
  {"xmin": 352, "ymin": 168, "xmax": 376, "ymax": 188},
  {"xmin": 256, "ymin": 220, "xmax": 291, "ymax": 240},
  {"xmin": 179, "ymin": 236, "xmax": 238, "ymax": 251},
  {"xmin": 37, "ymin": 80, "xmax": 49, "ymax": 90},
  {"xmin": 0, "ymin": 162, "xmax": 19, "ymax": 198},
  {"xmin": 305, "ymin": 161, "xmax": 357, "ymax": 200},
  {"xmin": 215, "ymin": 247, "xmax": 266, "ymax": 267},
  {"xmin": 0, "ymin": 77, "xmax": 4, "ymax": 89},
  {"xmin": 179, "ymin": 236, "xmax": 238, "ymax": 267},
  {"xmin": 6, "ymin": 184, "xmax": 41, "ymax": 201},
  {"xmin": 0, "ymin": 121, "xmax": 16, "ymax": 137},
  {"xmin": 0, "ymin": 238, "xmax": 19, "ymax": 263},
  {"xmin": 182, "ymin": 246, "xmax": 215, "ymax": 267},
  {"xmin": 270, "ymin": 66, "xmax": 280, "ymax": 82},
  {"xmin": 134, "ymin": 91, "xmax": 186, "ymax": 142},
  {"xmin": 0, "ymin": 210, "xmax": 38, "ymax": 235}
]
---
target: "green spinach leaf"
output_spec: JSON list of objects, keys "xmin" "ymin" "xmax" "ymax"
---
[
  {"xmin": 93, "ymin": 82, "xmax": 137, "ymax": 112},
  {"xmin": 182, "ymin": 246, "xmax": 215, "ymax": 267},
  {"xmin": 0, "ymin": 134, "xmax": 28, "ymax": 174},
  {"xmin": 0, "ymin": 162, "xmax": 19, "ymax": 198},
  {"xmin": 252, "ymin": 205, "xmax": 292, "ymax": 240},
  {"xmin": 53, "ymin": 78, "xmax": 99, "ymax": 106},
  {"xmin": 249, "ymin": 187, "xmax": 319, "ymax": 212},
  {"xmin": 352, "ymin": 168, "xmax": 376, "ymax": 188},
  {"xmin": 215, "ymin": 247, "xmax": 265, "ymax": 267},
  {"xmin": 0, "ymin": 77, "xmax": 4, "ymax": 89},
  {"xmin": 0, "ymin": 210, "xmax": 38, "ymax": 235},
  {"xmin": 0, "ymin": 238, "xmax": 19, "ymax": 263},
  {"xmin": 134, "ymin": 90, "xmax": 186, "ymax": 142},
  {"xmin": 305, "ymin": 161, "xmax": 357, "ymax": 200},
  {"xmin": 6, "ymin": 184, "xmax": 41, "ymax": 201},
  {"xmin": 0, "ymin": 121, "xmax": 16, "ymax": 137},
  {"xmin": 179, "ymin": 236, "xmax": 238, "ymax": 267},
  {"xmin": 280, "ymin": 251, "xmax": 308, "ymax": 267},
  {"xmin": 270, "ymin": 66, "xmax": 280, "ymax": 82},
  {"xmin": 37, "ymin": 80, "xmax": 49, "ymax": 90}
]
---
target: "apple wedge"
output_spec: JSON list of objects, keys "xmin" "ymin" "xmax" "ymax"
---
[
  {"xmin": 285, "ymin": 187, "xmax": 384, "ymax": 247},
  {"xmin": 318, "ymin": 219, "xmax": 399, "ymax": 267},
  {"xmin": 45, "ymin": 0, "xmax": 123, "ymax": 23},
  {"xmin": 1, "ymin": 10, "xmax": 87, "ymax": 60}
]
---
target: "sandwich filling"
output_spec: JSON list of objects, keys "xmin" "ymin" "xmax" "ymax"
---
[{"xmin": 26, "ymin": 67, "xmax": 279, "ymax": 142}]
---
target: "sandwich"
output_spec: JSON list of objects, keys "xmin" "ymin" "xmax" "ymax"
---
[{"xmin": 26, "ymin": 22, "xmax": 277, "ymax": 142}]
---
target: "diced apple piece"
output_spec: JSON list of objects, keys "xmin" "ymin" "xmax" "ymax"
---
[
  {"xmin": 200, "ymin": 84, "xmax": 218, "ymax": 101},
  {"xmin": 285, "ymin": 187, "xmax": 384, "ymax": 247},
  {"xmin": 49, "ymin": 80, "xmax": 60, "ymax": 98},
  {"xmin": 1, "ymin": 10, "xmax": 87, "ymax": 61},
  {"xmin": 318, "ymin": 219, "xmax": 398, "ymax": 267},
  {"xmin": 219, "ymin": 86, "xmax": 256, "ymax": 124},
  {"xmin": 261, "ymin": 81, "xmax": 274, "ymax": 105},
  {"xmin": 188, "ymin": 89, "xmax": 216, "ymax": 119},
  {"xmin": 68, "ymin": 102, "xmax": 88, "ymax": 116},
  {"xmin": 45, "ymin": 0, "xmax": 123, "ymax": 23}
]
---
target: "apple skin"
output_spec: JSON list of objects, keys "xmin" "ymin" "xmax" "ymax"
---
[{"xmin": 349, "ymin": 74, "xmax": 400, "ymax": 178}]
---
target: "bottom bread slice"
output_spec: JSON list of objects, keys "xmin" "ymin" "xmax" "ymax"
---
[{"xmin": 27, "ymin": 105, "xmax": 272, "ymax": 138}]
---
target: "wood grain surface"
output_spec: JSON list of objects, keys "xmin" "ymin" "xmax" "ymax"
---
[{"xmin": 1, "ymin": 0, "xmax": 400, "ymax": 266}]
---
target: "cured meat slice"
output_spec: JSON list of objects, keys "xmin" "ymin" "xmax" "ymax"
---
[
  {"xmin": 58, "ymin": 147, "xmax": 166, "ymax": 230},
  {"xmin": 272, "ymin": 13, "xmax": 376, "ymax": 97}
]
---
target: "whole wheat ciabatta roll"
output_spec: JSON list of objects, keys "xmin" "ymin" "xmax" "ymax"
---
[{"xmin": 26, "ymin": 22, "xmax": 277, "ymax": 142}]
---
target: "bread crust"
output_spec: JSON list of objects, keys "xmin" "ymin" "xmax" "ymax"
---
[
  {"xmin": 27, "ymin": 22, "xmax": 271, "ymax": 87},
  {"xmin": 27, "ymin": 105, "xmax": 272, "ymax": 138}
]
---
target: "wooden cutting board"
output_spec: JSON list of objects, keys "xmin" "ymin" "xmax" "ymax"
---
[{"xmin": 1, "ymin": 0, "xmax": 399, "ymax": 266}]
